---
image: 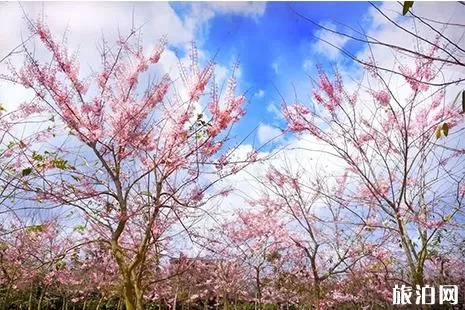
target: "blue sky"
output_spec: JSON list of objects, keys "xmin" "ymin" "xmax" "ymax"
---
[
  {"xmin": 0, "ymin": 1, "xmax": 379, "ymax": 163},
  {"xmin": 171, "ymin": 2, "xmax": 373, "ymax": 147},
  {"xmin": 0, "ymin": 1, "xmax": 375, "ymax": 149},
  {"xmin": 4, "ymin": 1, "xmax": 460, "ymax": 151},
  {"xmin": 1, "ymin": 1, "xmax": 464, "ymax": 249}
]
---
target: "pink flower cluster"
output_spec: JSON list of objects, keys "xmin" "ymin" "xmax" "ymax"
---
[{"xmin": 371, "ymin": 90, "xmax": 390, "ymax": 107}]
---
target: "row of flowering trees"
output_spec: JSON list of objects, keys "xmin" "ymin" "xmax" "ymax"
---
[{"xmin": 1, "ymin": 6, "xmax": 465, "ymax": 310}]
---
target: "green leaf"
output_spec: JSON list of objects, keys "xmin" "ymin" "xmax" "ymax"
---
[
  {"xmin": 402, "ymin": 1, "xmax": 414, "ymax": 15},
  {"xmin": 435, "ymin": 127, "xmax": 441, "ymax": 140},
  {"xmin": 442, "ymin": 123, "xmax": 449, "ymax": 137},
  {"xmin": 51, "ymin": 159, "xmax": 68, "ymax": 170},
  {"xmin": 55, "ymin": 262, "xmax": 66, "ymax": 270},
  {"xmin": 73, "ymin": 225, "xmax": 85, "ymax": 233},
  {"xmin": 26, "ymin": 224, "xmax": 44, "ymax": 233},
  {"xmin": 21, "ymin": 167, "xmax": 33, "ymax": 176},
  {"xmin": 32, "ymin": 151, "xmax": 44, "ymax": 161},
  {"xmin": 71, "ymin": 175, "xmax": 81, "ymax": 182},
  {"xmin": 36, "ymin": 163, "xmax": 46, "ymax": 170}
]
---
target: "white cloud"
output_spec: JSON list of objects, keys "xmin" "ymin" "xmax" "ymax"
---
[
  {"xmin": 266, "ymin": 103, "xmax": 282, "ymax": 120},
  {"xmin": 0, "ymin": 2, "xmax": 192, "ymax": 109},
  {"xmin": 302, "ymin": 59, "xmax": 314, "ymax": 72},
  {"xmin": 354, "ymin": 2, "xmax": 465, "ymax": 114},
  {"xmin": 271, "ymin": 61, "xmax": 280, "ymax": 75},
  {"xmin": 206, "ymin": 2, "xmax": 266, "ymax": 18},
  {"xmin": 257, "ymin": 123, "xmax": 282, "ymax": 144},
  {"xmin": 0, "ymin": 2, "xmax": 266, "ymax": 116},
  {"xmin": 255, "ymin": 89, "xmax": 265, "ymax": 99},
  {"xmin": 182, "ymin": 2, "xmax": 266, "ymax": 45},
  {"xmin": 210, "ymin": 130, "xmax": 347, "ymax": 223},
  {"xmin": 311, "ymin": 21, "xmax": 350, "ymax": 61},
  {"xmin": 216, "ymin": 1, "xmax": 465, "ymax": 224},
  {"xmin": 0, "ymin": 2, "xmax": 192, "ymax": 54}
]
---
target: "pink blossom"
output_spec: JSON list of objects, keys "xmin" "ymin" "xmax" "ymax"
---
[
  {"xmin": 372, "ymin": 90, "xmax": 390, "ymax": 107},
  {"xmin": 459, "ymin": 184, "xmax": 465, "ymax": 196}
]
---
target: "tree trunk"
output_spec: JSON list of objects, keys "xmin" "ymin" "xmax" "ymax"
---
[
  {"xmin": 173, "ymin": 287, "xmax": 178, "ymax": 310},
  {"xmin": 61, "ymin": 296, "xmax": 67, "ymax": 310},
  {"xmin": 122, "ymin": 275, "xmax": 145, "ymax": 310},
  {"xmin": 96, "ymin": 297, "xmax": 103, "ymax": 310},
  {"xmin": 313, "ymin": 278, "xmax": 321, "ymax": 310},
  {"xmin": 123, "ymin": 283, "xmax": 138, "ymax": 310},
  {"xmin": 223, "ymin": 295, "xmax": 228, "ymax": 310},
  {"xmin": 37, "ymin": 287, "xmax": 45, "ymax": 310},
  {"xmin": 2, "ymin": 284, "xmax": 12, "ymax": 310},
  {"xmin": 28, "ymin": 289, "xmax": 33, "ymax": 310},
  {"xmin": 255, "ymin": 267, "xmax": 261, "ymax": 310}
]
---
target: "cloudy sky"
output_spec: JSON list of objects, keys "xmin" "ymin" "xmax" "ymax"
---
[
  {"xmin": 1, "ymin": 1, "xmax": 464, "ymax": 230},
  {"xmin": 0, "ymin": 2, "xmax": 396, "ymax": 143},
  {"xmin": 2, "ymin": 2, "xmax": 463, "ymax": 144}
]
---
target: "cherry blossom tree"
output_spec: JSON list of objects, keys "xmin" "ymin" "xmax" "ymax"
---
[
  {"xmin": 2, "ymin": 4, "xmax": 465, "ymax": 309},
  {"xmin": 214, "ymin": 206, "xmax": 289, "ymax": 308},
  {"xmin": 283, "ymin": 43, "xmax": 465, "ymax": 290},
  {"xmin": 292, "ymin": 2, "xmax": 465, "ymax": 89},
  {"xmin": 253, "ymin": 164, "xmax": 374, "ymax": 309},
  {"xmin": 156, "ymin": 255, "xmax": 249, "ymax": 309},
  {"xmin": 0, "ymin": 217, "xmax": 75, "ymax": 309},
  {"xmin": 0, "ymin": 96, "xmax": 51, "ymax": 222},
  {"xmin": 0, "ymin": 77, "xmax": 64, "ymax": 309},
  {"xmin": 3, "ymin": 19, "xmax": 254, "ymax": 310}
]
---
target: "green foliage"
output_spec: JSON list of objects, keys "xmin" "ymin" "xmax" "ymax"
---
[
  {"xmin": 51, "ymin": 158, "xmax": 68, "ymax": 170},
  {"xmin": 193, "ymin": 113, "xmax": 212, "ymax": 139},
  {"xmin": 71, "ymin": 175, "xmax": 81, "ymax": 181},
  {"xmin": 30, "ymin": 150, "xmax": 75, "ymax": 171},
  {"xmin": 21, "ymin": 167, "xmax": 33, "ymax": 176},
  {"xmin": 436, "ymin": 123, "xmax": 450, "ymax": 139},
  {"xmin": 442, "ymin": 123, "xmax": 449, "ymax": 137},
  {"xmin": 427, "ymin": 231, "xmax": 442, "ymax": 258},
  {"xmin": 32, "ymin": 151, "xmax": 45, "ymax": 161},
  {"xmin": 26, "ymin": 224, "xmax": 44, "ymax": 233},
  {"xmin": 21, "ymin": 151, "xmax": 72, "ymax": 177},
  {"xmin": 73, "ymin": 225, "xmax": 85, "ymax": 233},
  {"xmin": 55, "ymin": 261, "xmax": 66, "ymax": 270},
  {"xmin": 402, "ymin": 1, "xmax": 414, "ymax": 15}
]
